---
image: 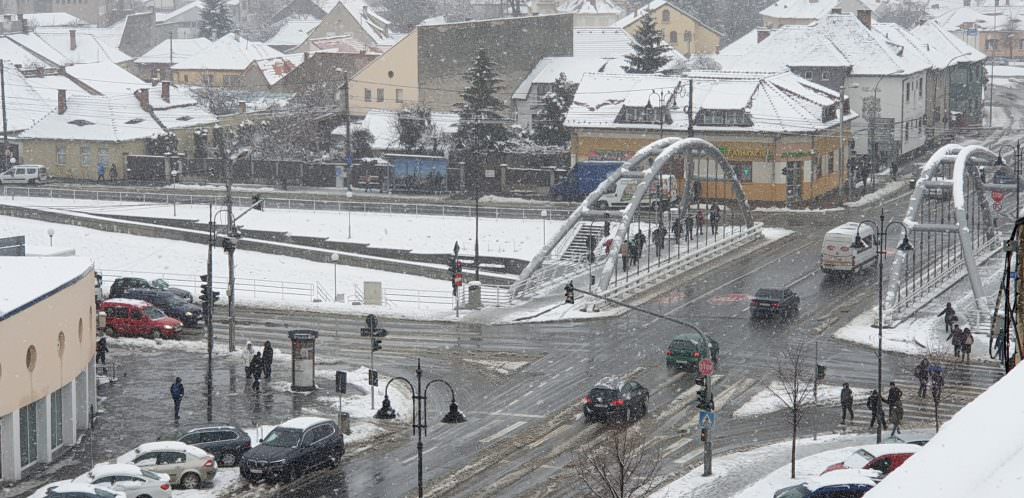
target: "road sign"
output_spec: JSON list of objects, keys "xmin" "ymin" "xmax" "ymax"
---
[
  {"xmin": 365, "ymin": 314, "xmax": 378, "ymax": 331},
  {"xmin": 698, "ymin": 358, "xmax": 715, "ymax": 377},
  {"xmin": 360, "ymin": 328, "xmax": 387, "ymax": 337},
  {"xmin": 454, "ymin": 273, "xmax": 464, "ymax": 287},
  {"xmin": 699, "ymin": 410, "xmax": 716, "ymax": 430}
]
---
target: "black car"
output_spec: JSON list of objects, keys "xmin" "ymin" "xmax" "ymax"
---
[
  {"xmin": 110, "ymin": 277, "xmax": 193, "ymax": 302},
  {"xmin": 162, "ymin": 424, "xmax": 252, "ymax": 467},
  {"xmin": 122, "ymin": 288, "xmax": 203, "ymax": 327},
  {"xmin": 240, "ymin": 417, "xmax": 345, "ymax": 483},
  {"xmin": 750, "ymin": 287, "xmax": 800, "ymax": 319},
  {"xmin": 582, "ymin": 379, "xmax": 649, "ymax": 424}
]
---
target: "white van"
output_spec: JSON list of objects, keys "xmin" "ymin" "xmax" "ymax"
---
[
  {"xmin": 0, "ymin": 164, "xmax": 49, "ymax": 184},
  {"xmin": 820, "ymin": 222, "xmax": 877, "ymax": 275},
  {"xmin": 597, "ymin": 174, "xmax": 678, "ymax": 209}
]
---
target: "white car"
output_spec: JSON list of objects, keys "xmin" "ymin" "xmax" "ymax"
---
[
  {"xmin": 28, "ymin": 482, "xmax": 126, "ymax": 498},
  {"xmin": 116, "ymin": 441, "xmax": 217, "ymax": 489},
  {"xmin": 0, "ymin": 164, "xmax": 49, "ymax": 184},
  {"xmin": 67, "ymin": 463, "xmax": 172, "ymax": 498}
]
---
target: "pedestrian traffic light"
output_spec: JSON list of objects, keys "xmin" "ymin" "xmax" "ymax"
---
[
  {"xmin": 564, "ymin": 282, "xmax": 575, "ymax": 304},
  {"xmin": 696, "ymin": 388, "xmax": 714, "ymax": 411},
  {"xmin": 448, "ymin": 257, "xmax": 458, "ymax": 277},
  {"xmin": 372, "ymin": 338, "xmax": 382, "ymax": 352},
  {"xmin": 221, "ymin": 236, "xmax": 237, "ymax": 252},
  {"xmin": 368, "ymin": 369, "xmax": 378, "ymax": 386},
  {"xmin": 700, "ymin": 428, "xmax": 708, "ymax": 442}
]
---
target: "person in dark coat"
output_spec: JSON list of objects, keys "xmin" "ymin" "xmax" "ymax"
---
[
  {"xmin": 709, "ymin": 204, "xmax": 721, "ymax": 235},
  {"xmin": 603, "ymin": 214, "xmax": 611, "ymax": 237},
  {"xmin": 930, "ymin": 366, "xmax": 945, "ymax": 404},
  {"xmin": 653, "ymin": 225, "xmax": 667, "ymax": 257},
  {"xmin": 262, "ymin": 341, "xmax": 274, "ymax": 379},
  {"xmin": 867, "ymin": 390, "xmax": 887, "ymax": 430},
  {"xmin": 913, "ymin": 358, "xmax": 930, "ymax": 397},
  {"xmin": 950, "ymin": 323, "xmax": 964, "ymax": 359},
  {"xmin": 840, "ymin": 383, "xmax": 854, "ymax": 424},
  {"xmin": 961, "ymin": 327, "xmax": 974, "ymax": 363},
  {"xmin": 249, "ymin": 352, "xmax": 262, "ymax": 391},
  {"xmin": 628, "ymin": 238, "xmax": 639, "ymax": 266},
  {"xmin": 889, "ymin": 401, "xmax": 904, "ymax": 436},
  {"xmin": 96, "ymin": 337, "xmax": 109, "ymax": 365},
  {"xmin": 672, "ymin": 218, "xmax": 682, "ymax": 243},
  {"xmin": 938, "ymin": 302, "xmax": 956, "ymax": 336},
  {"xmin": 633, "ymin": 230, "xmax": 646, "ymax": 259},
  {"xmin": 884, "ymin": 381, "xmax": 903, "ymax": 422},
  {"xmin": 109, "ymin": 163, "xmax": 118, "ymax": 182},
  {"xmin": 695, "ymin": 208, "xmax": 705, "ymax": 235},
  {"xmin": 170, "ymin": 377, "xmax": 184, "ymax": 420},
  {"xmin": 586, "ymin": 234, "xmax": 597, "ymax": 263},
  {"xmin": 684, "ymin": 214, "xmax": 694, "ymax": 241}
]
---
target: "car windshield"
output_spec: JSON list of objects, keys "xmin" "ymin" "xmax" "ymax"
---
[
  {"xmin": 843, "ymin": 449, "xmax": 875, "ymax": 468},
  {"xmin": 671, "ymin": 339, "xmax": 699, "ymax": 351},
  {"xmin": 144, "ymin": 307, "xmax": 166, "ymax": 319},
  {"xmin": 140, "ymin": 469, "xmax": 162, "ymax": 480},
  {"xmin": 262, "ymin": 427, "xmax": 303, "ymax": 447},
  {"xmin": 756, "ymin": 289, "xmax": 783, "ymax": 299},
  {"xmin": 151, "ymin": 279, "xmax": 169, "ymax": 289},
  {"xmin": 588, "ymin": 388, "xmax": 619, "ymax": 400}
]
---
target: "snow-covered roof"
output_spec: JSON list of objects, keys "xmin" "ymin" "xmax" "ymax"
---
[
  {"xmin": 1, "ymin": 32, "xmax": 71, "ymax": 69},
  {"xmin": 909, "ymin": 21, "xmax": 986, "ymax": 68},
  {"xmin": 151, "ymin": 87, "xmax": 219, "ymax": 129},
  {"xmin": 66, "ymin": 61, "xmax": 150, "ymax": 94},
  {"xmin": 25, "ymin": 74, "xmax": 89, "ymax": 96},
  {"xmin": 0, "ymin": 256, "xmax": 92, "ymax": 319},
  {"xmin": 868, "ymin": 364, "xmax": 1024, "ymax": 498},
  {"xmin": 718, "ymin": 26, "xmax": 850, "ymax": 72},
  {"xmin": 565, "ymin": 70, "xmax": 854, "ymax": 134},
  {"xmin": 931, "ymin": 4, "xmax": 1024, "ymax": 32},
  {"xmin": 307, "ymin": 34, "xmax": 380, "ymax": 54},
  {"xmin": 320, "ymin": 0, "xmax": 394, "ymax": 46},
  {"xmin": 278, "ymin": 416, "xmax": 331, "ymax": 430},
  {"xmin": 573, "ymin": 27, "xmax": 634, "ymax": 58},
  {"xmin": 22, "ymin": 12, "xmax": 86, "ymax": 27},
  {"xmin": 760, "ymin": 0, "xmax": 874, "ymax": 20},
  {"xmin": 172, "ymin": 34, "xmax": 284, "ymax": 71},
  {"xmin": 155, "ymin": 0, "xmax": 202, "ymax": 23},
  {"xmin": 135, "ymin": 37, "xmax": 214, "ymax": 65},
  {"xmin": 266, "ymin": 17, "xmax": 322, "ymax": 48},
  {"xmin": 815, "ymin": 15, "xmax": 929, "ymax": 75},
  {"xmin": 512, "ymin": 56, "xmax": 625, "ymax": 101},
  {"xmin": 558, "ymin": 0, "xmax": 622, "ymax": 14},
  {"xmin": 33, "ymin": 27, "xmax": 131, "ymax": 65},
  {"xmin": 613, "ymin": 0, "xmax": 722, "ymax": 36},
  {"xmin": 0, "ymin": 62, "xmax": 51, "ymax": 132},
  {"xmin": 19, "ymin": 93, "xmax": 164, "ymax": 142},
  {"xmin": 248, "ymin": 53, "xmax": 307, "ymax": 86},
  {"xmin": 335, "ymin": 109, "xmax": 459, "ymax": 150}
]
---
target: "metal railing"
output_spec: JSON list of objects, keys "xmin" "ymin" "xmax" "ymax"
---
[
  {"xmin": 2, "ymin": 186, "xmax": 572, "ymax": 220},
  {"xmin": 97, "ymin": 269, "xmax": 325, "ymax": 303}
]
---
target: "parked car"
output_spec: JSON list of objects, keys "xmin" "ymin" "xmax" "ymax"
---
[
  {"xmin": 596, "ymin": 174, "xmax": 678, "ymax": 210},
  {"xmin": 665, "ymin": 332, "xmax": 719, "ymax": 371},
  {"xmin": 750, "ymin": 287, "xmax": 800, "ymax": 319},
  {"xmin": 63, "ymin": 463, "xmax": 171, "ymax": 498},
  {"xmin": 582, "ymin": 378, "xmax": 650, "ymax": 424},
  {"xmin": 774, "ymin": 469, "xmax": 878, "ymax": 498},
  {"xmin": 121, "ymin": 288, "xmax": 202, "ymax": 327},
  {"xmin": 109, "ymin": 277, "xmax": 193, "ymax": 302},
  {"xmin": 28, "ymin": 483, "xmax": 126, "ymax": 498},
  {"xmin": 116, "ymin": 441, "xmax": 217, "ymax": 489},
  {"xmin": 822, "ymin": 444, "xmax": 922, "ymax": 476},
  {"xmin": 0, "ymin": 164, "xmax": 49, "ymax": 184},
  {"xmin": 239, "ymin": 416, "xmax": 346, "ymax": 483},
  {"xmin": 99, "ymin": 299, "xmax": 183, "ymax": 339},
  {"xmin": 160, "ymin": 424, "xmax": 252, "ymax": 467},
  {"xmin": 820, "ymin": 222, "xmax": 877, "ymax": 275}
]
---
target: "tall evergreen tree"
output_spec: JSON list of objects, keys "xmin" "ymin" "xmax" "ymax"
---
[
  {"xmin": 455, "ymin": 50, "xmax": 508, "ymax": 149},
  {"xmin": 200, "ymin": 0, "xmax": 236, "ymax": 41},
  {"xmin": 623, "ymin": 11, "xmax": 672, "ymax": 73},
  {"xmin": 532, "ymin": 72, "xmax": 578, "ymax": 146}
]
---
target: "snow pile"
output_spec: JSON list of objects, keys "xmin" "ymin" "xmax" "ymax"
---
[
  {"xmin": 754, "ymin": 206, "xmax": 845, "ymax": 213},
  {"xmin": 844, "ymin": 180, "xmax": 907, "ymax": 208},
  {"xmin": 176, "ymin": 468, "xmax": 240, "ymax": 497},
  {"xmin": 734, "ymin": 382, "xmax": 873, "ymax": 418},
  {"xmin": 463, "ymin": 358, "xmax": 529, "ymax": 375},
  {"xmin": 866, "ymin": 362, "xmax": 1024, "ymax": 497}
]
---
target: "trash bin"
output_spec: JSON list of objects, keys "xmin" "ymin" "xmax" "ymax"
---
[
  {"xmin": 287, "ymin": 329, "xmax": 319, "ymax": 391},
  {"xmin": 467, "ymin": 281, "xmax": 482, "ymax": 309}
]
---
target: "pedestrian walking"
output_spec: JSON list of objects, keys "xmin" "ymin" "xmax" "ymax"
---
[
  {"xmin": 628, "ymin": 238, "xmax": 639, "ymax": 267},
  {"xmin": 242, "ymin": 341, "xmax": 255, "ymax": 378},
  {"xmin": 170, "ymin": 377, "xmax": 184, "ymax": 420},
  {"xmin": 840, "ymin": 383, "xmax": 854, "ymax": 424},
  {"xmin": 262, "ymin": 341, "xmax": 274, "ymax": 380},
  {"xmin": 890, "ymin": 402, "xmax": 904, "ymax": 436},
  {"xmin": 951, "ymin": 323, "xmax": 964, "ymax": 359},
  {"xmin": 930, "ymin": 366, "xmax": 945, "ymax": 403},
  {"xmin": 961, "ymin": 327, "xmax": 974, "ymax": 363},
  {"xmin": 586, "ymin": 234, "xmax": 597, "ymax": 263},
  {"xmin": 95, "ymin": 336, "xmax": 109, "ymax": 365},
  {"xmin": 693, "ymin": 179, "xmax": 702, "ymax": 202},
  {"xmin": 97, "ymin": 163, "xmax": 106, "ymax": 182},
  {"xmin": 109, "ymin": 163, "xmax": 118, "ymax": 182},
  {"xmin": 709, "ymin": 204, "xmax": 721, "ymax": 236},
  {"xmin": 672, "ymin": 218, "xmax": 682, "ymax": 243},
  {"xmin": 913, "ymin": 358, "xmax": 930, "ymax": 397},
  {"xmin": 884, "ymin": 381, "xmax": 903, "ymax": 422},
  {"xmin": 653, "ymin": 225, "xmax": 666, "ymax": 257},
  {"xmin": 684, "ymin": 215, "xmax": 694, "ymax": 241},
  {"xmin": 634, "ymin": 230, "xmax": 646, "ymax": 260},
  {"xmin": 620, "ymin": 239, "xmax": 630, "ymax": 271},
  {"xmin": 867, "ymin": 390, "xmax": 887, "ymax": 430},
  {"xmin": 603, "ymin": 214, "xmax": 611, "ymax": 237},
  {"xmin": 695, "ymin": 208, "xmax": 705, "ymax": 235},
  {"xmin": 938, "ymin": 302, "xmax": 956, "ymax": 336},
  {"xmin": 249, "ymin": 352, "xmax": 262, "ymax": 391}
]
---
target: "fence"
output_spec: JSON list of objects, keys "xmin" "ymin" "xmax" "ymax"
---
[
  {"xmin": 97, "ymin": 269, "xmax": 327, "ymax": 303},
  {"xmin": 1, "ymin": 186, "xmax": 573, "ymax": 221}
]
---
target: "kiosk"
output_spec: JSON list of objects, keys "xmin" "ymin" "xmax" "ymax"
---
[{"xmin": 287, "ymin": 329, "xmax": 319, "ymax": 391}]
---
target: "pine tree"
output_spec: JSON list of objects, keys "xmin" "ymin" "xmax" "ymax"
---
[
  {"xmin": 200, "ymin": 0, "xmax": 236, "ymax": 41},
  {"xmin": 532, "ymin": 72, "xmax": 578, "ymax": 146},
  {"xmin": 455, "ymin": 50, "xmax": 508, "ymax": 150},
  {"xmin": 623, "ymin": 11, "xmax": 672, "ymax": 73}
]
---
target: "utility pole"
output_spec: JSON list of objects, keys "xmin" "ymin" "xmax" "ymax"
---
[
  {"xmin": 838, "ymin": 82, "xmax": 846, "ymax": 200},
  {"xmin": 342, "ymin": 71, "xmax": 352, "ymax": 176},
  {"xmin": 687, "ymin": 78, "xmax": 694, "ymax": 138},
  {"xmin": 989, "ymin": 53, "xmax": 995, "ymax": 128},
  {"xmin": 1, "ymin": 59, "xmax": 9, "ymax": 172},
  {"xmin": 206, "ymin": 202, "xmax": 215, "ymax": 422},
  {"xmin": 214, "ymin": 126, "xmax": 237, "ymax": 352}
]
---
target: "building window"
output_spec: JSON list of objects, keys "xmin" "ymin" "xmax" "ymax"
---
[
  {"xmin": 182, "ymin": 74, "xmax": 189, "ymax": 83},
  {"xmin": 80, "ymin": 146, "xmax": 91, "ymax": 167},
  {"xmin": 813, "ymin": 156, "xmax": 822, "ymax": 178},
  {"xmin": 376, "ymin": 88, "xmax": 384, "ymax": 102},
  {"xmin": 98, "ymin": 147, "xmax": 110, "ymax": 167},
  {"xmin": 918, "ymin": 78, "xmax": 923, "ymax": 97},
  {"xmin": 733, "ymin": 162, "xmax": 753, "ymax": 182},
  {"xmin": 828, "ymin": 152, "xmax": 835, "ymax": 174},
  {"xmin": 985, "ymin": 39, "xmax": 999, "ymax": 50},
  {"xmin": 905, "ymin": 82, "xmax": 911, "ymax": 102},
  {"xmin": 50, "ymin": 390, "xmax": 63, "ymax": 449},
  {"xmin": 223, "ymin": 75, "xmax": 239, "ymax": 86},
  {"xmin": 56, "ymin": 145, "xmax": 66, "ymax": 166},
  {"xmin": 201, "ymin": 74, "xmax": 214, "ymax": 86},
  {"xmin": 821, "ymin": 70, "xmax": 831, "ymax": 81},
  {"xmin": 20, "ymin": 400, "xmax": 39, "ymax": 467},
  {"xmin": 395, "ymin": 89, "xmax": 403, "ymax": 103},
  {"xmin": 364, "ymin": 89, "xmax": 372, "ymax": 102},
  {"xmin": 804, "ymin": 71, "xmax": 814, "ymax": 79},
  {"xmin": 533, "ymin": 83, "xmax": 553, "ymax": 97},
  {"xmin": 695, "ymin": 109, "xmax": 750, "ymax": 126},
  {"xmin": 662, "ymin": 9, "xmax": 670, "ymax": 22},
  {"xmin": 670, "ymin": 31, "xmax": 678, "ymax": 43}
]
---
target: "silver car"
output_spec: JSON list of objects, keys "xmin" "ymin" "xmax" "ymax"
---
[
  {"xmin": 68, "ymin": 463, "xmax": 172, "ymax": 498},
  {"xmin": 116, "ymin": 441, "xmax": 217, "ymax": 489}
]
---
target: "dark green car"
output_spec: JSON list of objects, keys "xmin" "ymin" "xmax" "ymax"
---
[{"xmin": 665, "ymin": 332, "xmax": 719, "ymax": 370}]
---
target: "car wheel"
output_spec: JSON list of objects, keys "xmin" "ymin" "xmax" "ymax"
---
[
  {"xmin": 180, "ymin": 472, "xmax": 202, "ymax": 489},
  {"xmin": 150, "ymin": 329, "xmax": 161, "ymax": 340},
  {"xmin": 104, "ymin": 326, "xmax": 117, "ymax": 338},
  {"xmin": 220, "ymin": 451, "xmax": 238, "ymax": 467},
  {"xmin": 138, "ymin": 495, "xmax": 152, "ymax": 498},
  {"xmin": 639, "ymin": 401, "xmax": 648, "ymax": 418}
]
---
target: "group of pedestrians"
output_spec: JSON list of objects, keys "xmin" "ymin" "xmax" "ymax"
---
[
  {"xmin": 96, "ymin": 163, "xmax": 119, "ymax": 182},
  {"xmin": 167, "ymin": 340, "xmax": 276, "ymax": 421},
  {"xmin": 938, "ymin": 302, "xmax": 975, "ymax": 363},
  {"xmin": 619, "ymin": 230, "xmax": 647, "ymax": 271},
  {"xmin": 840, "ymin": 359, "xmax": 947, "ymax": 436},
  {"xmin": 914, "ymin": 358, "xmax": 945, "ymax": 403}
]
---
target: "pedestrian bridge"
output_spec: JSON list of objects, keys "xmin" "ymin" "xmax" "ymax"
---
[{"xmin": 511, "ymin": 137, "xmax": 760, "ymax": 301}]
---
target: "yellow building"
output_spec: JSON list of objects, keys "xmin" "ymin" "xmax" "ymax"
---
[
  {"xmin": 348, "ymin": 29, "xmax": 419, "ymax": 117},
  {"xmin": 613, "ymin": 0, "xmax": 721, "ymax": 56},
  {"xmin": 0, "ymin": 254, "xmax": 97, "ymax": 482},
  {"xmin": 172, "ymin": 33, "xmax": 284, "ymax": 88},
  {"xmin": 566, "ymin": 72, "xmax": 854, "ymax": 204}
]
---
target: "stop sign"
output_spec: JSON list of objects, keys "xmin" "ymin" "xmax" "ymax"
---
[{"xmin": 698, "ymin": 358, "xmax": 715, "ymax": 377}]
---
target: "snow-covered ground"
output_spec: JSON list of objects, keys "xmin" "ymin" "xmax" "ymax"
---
[
  {"xmin": 733, "ymin": 382, "xmax": 873, "ymax": 418},
  {"xmin": 990, "ymin": 64, "xmax": 1024, "ymax": 88},
  {"xmin": 843, "ymin": 179, "xmax": 908, "ymax": 208}
]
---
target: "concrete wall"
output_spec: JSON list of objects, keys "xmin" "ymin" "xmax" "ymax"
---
[
  {"xmin": 21, "ymin": 139, "xmax": 147, "ymax": 180},
  {"xmin": 417, "ymin": 14, "xmax": 574, "ymax": 113},
  {"xmin": 349, "ymin": 30, "xmax": 419, "ymax": 116}
]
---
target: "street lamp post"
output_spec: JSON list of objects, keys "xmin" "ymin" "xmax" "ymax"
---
[
  {"xmin": 854, "ymin": 210, "xmax": 914, "ymax": 444},
  {"xmin": 345, "ymin": 190, "xmax": 353, "ymax": 239},
  {"xmin": 540, "ymin": 209, "xmax": 547, "ymax": 243},
  {"xmin": 47, "ymin": 227, "xmax": 54, "ymax": 246},
  {"xmin": 994, "ymin": 143, "xmax": 1020, "ymax": 217},
  {"xmin": 646, "ymin": 89, "xmax": 674, "ymax": 138},
  {"xmin": 375, "ymin": 359, "xmax": 467, "ymax": 498},
  {"xmin": 330, "ymin": 253, "xmax": 339, "ymax": 301}
]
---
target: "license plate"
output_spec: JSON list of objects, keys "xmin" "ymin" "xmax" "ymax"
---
[
  {"xmin": 594, "ymin": 404, "xmax": 606, "ymax": 408},
  {"xmin": 249, "ymin": 469, "xmax": 263, "ymax": 474}
]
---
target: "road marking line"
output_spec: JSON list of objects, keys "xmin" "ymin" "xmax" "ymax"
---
[
  {"xmin": 655, "ymin": 370, "xmax": 690, "ymax": 390},
  {"xmin": 465, "ymin": 411, "xmax": 546, "ymax": 419},
  {"xmin": 529, "ymin": 424, "xmax": 571, "ymax": 449},
  {"xmin": 662, "ymin": 438, "xmax": 694, "ymax": 458},
  {"xmin": 673, "ymin": 447, "xmax": 706, "ymax": 465},
  {"xmin": 479, "ymin": 421, "xmax": 527, "ymax": 443}
]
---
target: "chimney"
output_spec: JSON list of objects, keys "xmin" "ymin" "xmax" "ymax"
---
[
  {"xmin": 18, "ymin": 13, "xmax": 27, "ymax": 34},
  {"xmin": 134, "ymin": 88, "xmax": 150, "ymax": 110},
  {"xmin": 856, "ymin": 9, "xmax": 871, "ymax": 29},
  {"xmin": 69, "ymin": 29, "xmax": 76, "ymax": 51},
  {"xmin": 161, "ymin": 81, "xmax": 171, "ymax": 102},
  {"xmin": 57, "ymin": 89, "xmax": 67, "ymax": 114},
  {"xmin": 303, "ymin": 51, "xmax": 309, "ymax": 62},
  {"xmin": 239, "ymin": 101, "xmax": 247, "ymax": 114},
  {"xmin": 757, "ymin": 28, "xmax": 771, "ymax": 43}
]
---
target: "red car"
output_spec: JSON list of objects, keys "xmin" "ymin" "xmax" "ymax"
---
[
  {"xmin": 100, "ymin": 298, "xmax": 183, "ymax": 339},
  {"xmin": 822, "ymin": 444, "xmax": 920, "ymax": 478}
]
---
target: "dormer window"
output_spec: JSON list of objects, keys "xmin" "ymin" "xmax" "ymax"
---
[
  {"xmin": 616, "ymin": 106, "xmax": 672, "ymax": 125},
  {"xmin": 695, "ymin": 109, "xmax": 750, "ymax": 126},
  {"xmin": 68, "ymin": 119, "xmax": 94, "ymax": 126},
  {"xmin": 125, "ymin": 118, "xmax": 144, "ymax": 124}
]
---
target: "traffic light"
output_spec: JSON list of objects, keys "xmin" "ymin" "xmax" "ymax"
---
[
  {"xmin": 448, "ymin": 257, "xmax": 458, "ymax": 277},
  {"xmin": 368, "ymin": 369, "xmax": 379, "ymax": 387},
  {"xmin": 696, "ymin": 388, "xmax": 715, "ymax": 411},
  {"xmin": 372, "ymin": 338, "xmax": 382, "ymax": 352},
  {"xmin": 700, "ymin": 428, "xmax": 708, "ymax": 442},
  {"xmin": 564, "ymin": 282, "xmax": 575, "ymax": 304},
  {"xmin": 221, "ymin": 236, "xmax": 237, "ymax": 252},
  {"xmin": 199, "ymin": 274, "xmax": 220, "ymax": 313}
]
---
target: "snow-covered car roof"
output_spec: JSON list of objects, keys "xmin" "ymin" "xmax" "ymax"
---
[
  {"xmin": 117, "ymin": 441, "xmax": 209, "ymax": 462},
  {"xmin": 855, "ymin": 443, "xmax": 922, "ymax": 458},
  {"xmin": 101, "ymin": 298, "xmax": 151, "ymax": 307},
  {"xmin": 278, "ymin": 416, "xmax": 332, "ymax": 430},
  {"xmin": 808, "ymin": 468, "xmax": 879, "ymax": 489},
  {"xmin": 28, "ymin": 482, "xmax": 126, "ymax": 498},
  {"xmin": 80, "ymin": 463, "xmax": 150, "ymax": 480},
  {"xmin": 593, "ymin": 376, "xmax": 624, "ymax": 391}
]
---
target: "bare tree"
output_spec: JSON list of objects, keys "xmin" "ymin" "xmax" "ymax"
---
[
  {"xmin": 769, "ymin": 343, "xmax": 816, "ymax": 479},
  {"xmin": 569, "ymin": 426, "xmax": 661, "ymax": 498}
]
